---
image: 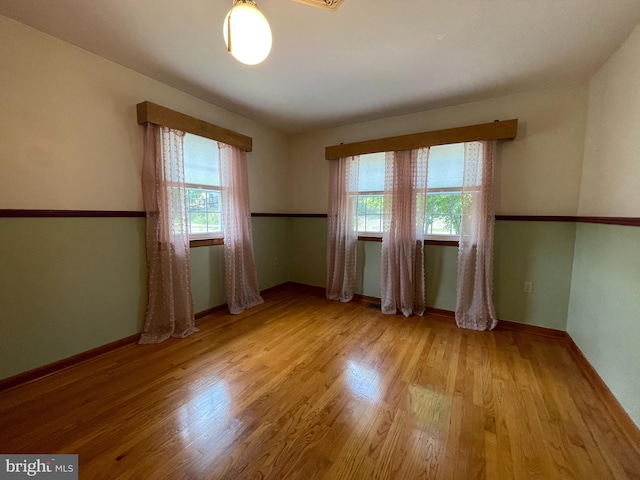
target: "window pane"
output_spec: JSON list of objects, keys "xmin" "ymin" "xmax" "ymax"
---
[
  {"xmin": 365, "ymin": 195, "xmax": 382, "ymax": 214},
  {"xmin": 354, "ymin": 146, "xmax": 467, "ymax": 238},
  {"xmin": 425, "ymin": 191, "xmax": 465, "ymax": 236},
  {"xmin": 429, "ymin": 193, "xmax": 454, "ymax": 215},
  {"xmin": 428, "ymin": 143, "xmax": 464, "ymax": 188},
  {"xmin": 452, "ymin": 194, "xmax": 462, "ymax": 214},
  {"xmin": 425, "ymin": 215, "xmax": 433, "ymax": 234},
  {"xmin": 451, "ymin": 215, "xmax": 462, "ymax": 235},
  {"xmin": 431, "ymin": 215, "xmax": 453, "ymax": 235},
  {"xmin": 365, "ymin": 216, "xmax": 382, "ymax": 232},
  {"xmin": 358, "ymin": 197, "xmax": 367, "ymax": 215},
  {"xmin": 208, "ymin": 213, "xmax": 221, "ymax": 231},
  {"xmin": 206, "ymin": 190, "xmax": 220, "ymax": 211},
  {"xmin": 358, "ymin": 153, "xmax": 385, "ymax": 192},
  {"xmin": 186, "ymin": 187, "xmax": 222, "ymax": 235},
  {"xmin": 357, "ymin": 194, "xmax": 384, "ymax": 233},
  {"xmin": 184, "ymin": 133, "xmax": 220, "ymax": 187}
]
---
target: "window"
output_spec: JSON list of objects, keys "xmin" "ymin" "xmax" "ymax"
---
[
  {"xmin": 424, "ymin": 143, "xmax": 466, "ymax": 238},
  {"xmin": 183, "ymin": 133, "xmax": 222, "ymax": 240},
  {"xmin": 356, "ymin": 143, "xmax": 466, "ymax": 239},
  {"xmin": 357, "ymin": 152, "xmax": 385, "ymax": 233}
]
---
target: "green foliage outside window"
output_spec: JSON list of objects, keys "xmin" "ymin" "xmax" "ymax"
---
[
  {"xmin": 357, "ymin": 194, "xmax": 383, "ymax": 232},
  {"xmin": 425, "ymin": 192, "xmax": 472, "ymax": 235},
  {"xmin": 426, "ymin": 193, "xmax": 460, "ymax": 235},
  {"xmin": 356, "ymin": 192, "xmax": 472, "ymax": 236},
  {"xmin": 186, "ymin": 188, "xmax": 222, "ymax": 234}
]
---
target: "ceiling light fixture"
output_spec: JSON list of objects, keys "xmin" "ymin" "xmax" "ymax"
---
[{"xmin": 223, "ymin": 0, "xmax": 272, "ymax": 66}]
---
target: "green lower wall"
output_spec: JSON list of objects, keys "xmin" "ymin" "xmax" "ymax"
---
[
  {"xmin": 567, "ymin": 223, "xmax": 640, "ymax": 427},
  {"xmin": 494, "ymin": 221, "xmax": 576, "ymax": 330},
  {"xmin": 251, "ymin": 216, "xmax": 292, "ymax": 292},
  {"xmin": 290, "ymin": 217, "xmax": 327, "ymax": 288},
  {"xmin": 0, "ymin": 216, "xmax": 293, "ymax": 380},
  {"xmin": 189, "ymin": 217, "xmax": 292, "ymax": 314},
  {"xmin": 425, "ymin": 244, "xmax": 459, "ymax": 310},
  {"xmin": 287, "ymin": 217, "xmax": 462, "ymax": 310},
  {"xmin": 0, "ymin": 217, "xmax": 147, "ymax": 379},
  {"xmin": 289, "ymin": 218, "xmax": 575, "ymax": 330},
  {"xmin": 189, "ymin": 244, "xmax": 226, "ymax": 314},
  {"xmin": 352, "ymin": 241, "xmax": 459, "ymax": 310}
]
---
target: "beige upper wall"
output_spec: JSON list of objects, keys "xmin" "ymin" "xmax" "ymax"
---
[
  {"xmin": 0, "ymin": 13, "xmax": 592, "ymax": 216},
  {"xmin": 288, "ymin": 86, "xmax": 588, "ymax": 215},
  {"xmin": 0, "ymin": 15, "xmax": 289, "ymax": 213},
  {"xmin": 578, "ymin": 24, "xmax": 640, "ymax": 217}
]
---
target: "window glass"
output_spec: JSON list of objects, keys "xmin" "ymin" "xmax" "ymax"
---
[
  {"xmin": 427, "ymin": 143, "xmax": 464, "ymax": 189},
  {"xmin": 183, "ymin": 134, "xmax": 222, "ymax": 239},
  {"xmin": 356, "ymin": 144, "xmax": 465, "ymax": 238},
  {"xmin": 184, "ymin": 133, "xmax": 220, "ymax": 187},
  {"xmin": 357, "ymin": 152, "xmax": 385, "ymax": 192}
]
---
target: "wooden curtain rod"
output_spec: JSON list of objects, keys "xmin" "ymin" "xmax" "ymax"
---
[
  {"xmin": 325, "ymin": 119, "xmax": 518, "ymax": 160},
  {"xmin": 136, "ymin": 101, "xmax": 253, "ymax": 152}
]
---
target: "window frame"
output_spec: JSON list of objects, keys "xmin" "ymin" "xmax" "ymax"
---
[
  {"xmin": 326, "ymin": 119, "xmax": 517, "ymax": 247},
  {"xmin": 182, "ymin": 134, "xmax": 224, "ymax": 246},
  {"xmin": 356, "ymin": 191, "xmax": 385, "ymax": 236},
  {"xmin": 354, "ymin": 153, "xmax": 467, "ymax": 243},
  {"xmin": 137, "ymin": 102, "xmax": 254, "ymax": 249},
  {"xmin": 424, "ymin": 186, "xmax": 464, "ymax": 242},
  {"xmin": 184, "ymin": 183, "xmax": 223, "ymax": 241},
  {"xmin": 355, "ymin": 192, "xmax": 464, "ymax": 243}
]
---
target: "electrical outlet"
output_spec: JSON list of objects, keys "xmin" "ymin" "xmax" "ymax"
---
[{"xmin": 523, "ymin": 281, "xmax": 533, "ymax": 293}]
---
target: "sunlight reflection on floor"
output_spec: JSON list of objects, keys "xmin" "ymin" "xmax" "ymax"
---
[
  {"xmin": 177, "ymin": 380, "xmax": 239, "ymax": 456},
  {"xmin": 345, "ymin": 360, "xmax": 381, "ymax": 402}
]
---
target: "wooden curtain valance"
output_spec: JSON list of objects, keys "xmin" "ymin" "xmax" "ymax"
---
[
  {"xmin": 136, "ymin": 101, "xmax": 253, "ymax": 152},
  {"xmin": 325, "ymin": 119, "xmax": 518, "ymax": 160}
]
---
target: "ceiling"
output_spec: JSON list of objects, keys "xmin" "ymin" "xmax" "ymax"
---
[{"xmin": 1, "ymin": 0, "xmax": 639, "ymax": 133}]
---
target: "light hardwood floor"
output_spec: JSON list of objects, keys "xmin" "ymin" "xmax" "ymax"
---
[{"xmin": 1, "ymin": 286, "xmax": 639, "ymax": 479}]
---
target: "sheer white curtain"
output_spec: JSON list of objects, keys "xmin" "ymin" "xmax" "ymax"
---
[
  {"xmin": 139, "ymin": 124, "xmax": 198, "ymax": 344},
  {"xmin": 326, "ymin": 156, "xmax": 360, "ymax": 302},
  {"xmin": 381, "ymin": 148, "xmax": 429, "ymax": 316},
  {"xmin": 219, "ymin": 143, "xmax": 263, "ymax": 314},
  {"xmin": 455, "ymin": 140, "xmax": 498, "ymax": 330}
]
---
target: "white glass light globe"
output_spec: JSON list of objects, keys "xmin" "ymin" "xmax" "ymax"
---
[{"xmin": 223, "ymin": 2, "xmax": 272, "ymax": 66}]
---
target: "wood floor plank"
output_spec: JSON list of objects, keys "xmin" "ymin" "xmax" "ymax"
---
[{"xmin": 0, "ymin": 286, "xmax": 639, "ymax": 479}]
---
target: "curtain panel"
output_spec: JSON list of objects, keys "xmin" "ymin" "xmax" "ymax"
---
[
  {"xmin": 326, "ymin": 156, "xmax": 360, "ymax": 302},
  {"xmin": 219, "ymin": 143, "xmax": 263, "ymax": 314},
  {"xmin": 455, "ymin": 140, "xmax": 498, "ymax": 330},
  {"xmin": 139, "ymin": 124, "xmax": 198, "ymax": 344},
  {"xmin": 380, "ymin": 148, "xmax": 429, "ymax": 316}
]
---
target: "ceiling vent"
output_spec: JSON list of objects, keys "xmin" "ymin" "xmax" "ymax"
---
[{"xmin": 292, "ymin": 0, "xmax": 344, "ymax": 10}]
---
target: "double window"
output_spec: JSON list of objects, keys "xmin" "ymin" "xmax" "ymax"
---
[
  {"xmin": 356, "ymin": 143, "xmax": 466, "ymax": 239},
  {"xmin": 183, "ymin": 133, "xmax": 222, "ymax": 240}
]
